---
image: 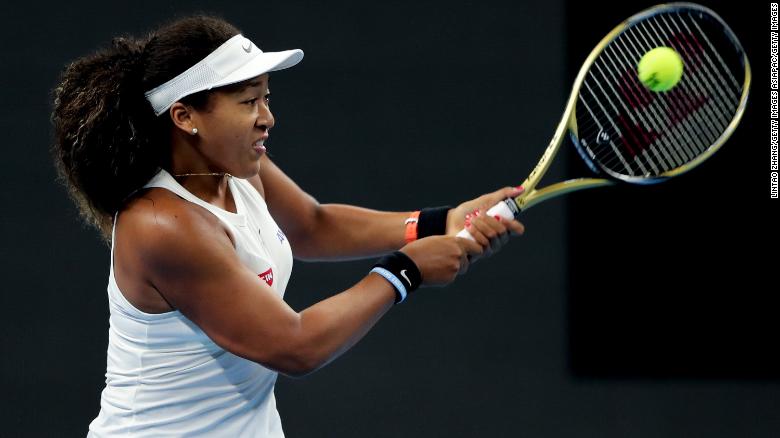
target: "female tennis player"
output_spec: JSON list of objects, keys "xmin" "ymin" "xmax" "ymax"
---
[{"xmin": 52, "ymin": 15, "xmax": 525, "ymax": 437}]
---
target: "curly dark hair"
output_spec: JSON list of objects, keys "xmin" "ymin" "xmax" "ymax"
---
[{"xmin": 51, "ymin": 15, "xmax": 241, "ymax": 242}]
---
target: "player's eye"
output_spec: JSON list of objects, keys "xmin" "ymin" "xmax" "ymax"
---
[{"xmin": 244, "ymin": 98, "xmax": 258, "ymax": 105}]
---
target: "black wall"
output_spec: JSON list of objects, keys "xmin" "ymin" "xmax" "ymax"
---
[
  {"xmin": 566, "ymin": 1, "xmax": 780, "ymax": 379},
  {"xmin": 1, "ymin": 0, "xmax": 777, "ymax": 437}
]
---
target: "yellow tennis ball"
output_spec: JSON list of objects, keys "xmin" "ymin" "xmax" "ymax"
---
[{"xmin": 637, "ymin": 47, "xmax": 684, "ymax": 92}]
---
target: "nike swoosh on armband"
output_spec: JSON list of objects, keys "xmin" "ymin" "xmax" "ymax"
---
[{"xmin": 400, "ymin": 269, "xmax": 412, "ymax": 287}]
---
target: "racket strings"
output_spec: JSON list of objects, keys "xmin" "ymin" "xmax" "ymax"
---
[
  {"xmin": 651, "ymin": 15, "xmax": 737, "ymax": 129},
  {"xmin": 630, "ymin": 20, "xmax": 723, "ymax": 152},
  {"xmin": 592, "ymin": 47, "xmax": 681, "ymax": 174},
  {"xmin": 634, "ymin": 14, "xmax": 734, "ymax": 164},
  {"xmin": 592, "ymin": 16, "xmax": 719, "ymax": 172},
  {"xmin": 628, "ymin": 20, "xmax": 717, "ymax": 156},
  {"xmin": 575, "ymin": 9, "xmax": 744, "ymax": 179},
  {"xmin": 674, "ymin": 14, "xmax": 741, "ymax": 102},
  {"xmin": 580, "ymin": 12, "xmax": 738, "ymax": 175},
  {"xmin": 577, "ymin": 84, "xmax": 640, "ymax": 174},
  {"xmin": 578, "ymin": 12, "xmax": 731, "ymax": 174},
  {"xmin": 580, "ymin": 11, "xmax": 741, "ymax": 175}
]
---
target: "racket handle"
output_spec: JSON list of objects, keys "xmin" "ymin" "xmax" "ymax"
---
[{"xmin": 455, "ymin": 198, "xmax": 519, "ymax": 241}]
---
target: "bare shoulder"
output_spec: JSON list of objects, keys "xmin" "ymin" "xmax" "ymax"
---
[
  {"xmin": 117, "ymin": 188, "xmax": 236, "ymax": 278},
  {"xmin": 121, "ymin": 188, "xmax": 231, "ymax": 244},
  {"xmin": 111, "ymin": 188, "xmax": 236, "ymax": 312}
]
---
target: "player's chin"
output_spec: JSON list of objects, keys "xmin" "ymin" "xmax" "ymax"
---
[{"xmin": 232, "ymin": 158, "xmax": 263, "ymax": 179}]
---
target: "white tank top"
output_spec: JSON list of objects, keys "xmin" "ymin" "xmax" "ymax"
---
[{"xmin": 88, "ymin": 169, "xmax": 294, "ymax": 437}]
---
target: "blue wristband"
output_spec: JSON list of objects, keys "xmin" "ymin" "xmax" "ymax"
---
[{"xmin": 370, "ymin": 267, "xmax": 408, "ymax": 304}]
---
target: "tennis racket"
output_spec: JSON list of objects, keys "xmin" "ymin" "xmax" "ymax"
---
[{"xmin": 457, "ymin": 2, "xmax": 750, "ymax": 239}]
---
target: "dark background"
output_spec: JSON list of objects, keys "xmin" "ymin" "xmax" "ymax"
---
[
  {"xmin": 567, "ymin": 2, "xmax": 780, "ymax": 379},
  {"xmin": 1, "ymin": 0, "xmax": 778, "ymax": 437}
]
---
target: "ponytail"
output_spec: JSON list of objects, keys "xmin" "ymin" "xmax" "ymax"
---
[
  {"xmin": 52, "ymin": 36, "xmax": 162, "ymax": 240},
  {"xmin": 51, "ymin": 16, "xmax": 240, "ymax": 242}
]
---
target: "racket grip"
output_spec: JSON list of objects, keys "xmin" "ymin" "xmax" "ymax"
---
[{"xmin": 455, "ymin": 198, "xmax": 519, "ymax": 241}]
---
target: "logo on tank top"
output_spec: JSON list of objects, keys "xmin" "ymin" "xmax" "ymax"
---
[
  {"xmin": 258, "ymin": 267, "xmax": 274, "ymax": 286},
  {"xmin": 259, "ymin": 228, "xmax": 287, "ymax": 245}
]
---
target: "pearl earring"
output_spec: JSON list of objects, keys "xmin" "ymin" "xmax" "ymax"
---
[{"xmin": 191, "ymin": 128, "xmax": 198, "ymax": 135}]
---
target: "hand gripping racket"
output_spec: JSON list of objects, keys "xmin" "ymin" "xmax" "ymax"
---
[{"xmin": 457, "ymin": 2, "xmax": 750, "ymax": 239}]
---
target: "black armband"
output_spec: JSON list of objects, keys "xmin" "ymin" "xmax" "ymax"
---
[
  {"xmin": 370, "ymin": 251, "xmax": 423, "ymax": 304},
  {"xmin": 417, "ymin": 205, "xmax": 452, "ymax": 238}
]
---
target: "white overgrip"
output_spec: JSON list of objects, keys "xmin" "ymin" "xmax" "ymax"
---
[{"xmin": 455, "ymin": 199, "xmax": 517, "ymax": 241}]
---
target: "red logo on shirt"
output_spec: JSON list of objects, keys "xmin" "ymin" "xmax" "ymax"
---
[{"xmin": 258, "ymin": 268, "xmax": 274, "ymax": 286}]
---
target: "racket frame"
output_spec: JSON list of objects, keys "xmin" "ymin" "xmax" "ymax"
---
[{"xmin": 511, "ymin": 2, "xmax": 751, "ymax": 214}]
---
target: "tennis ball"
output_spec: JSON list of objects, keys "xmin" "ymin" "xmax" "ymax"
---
[{"xmin": 637, "ymin": 47, "xmax": 684, "ymax": 92}]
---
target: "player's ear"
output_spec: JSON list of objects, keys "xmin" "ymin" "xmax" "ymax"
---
[{"xmin": 169, "ymin": 102, "xmax": 198, "ymax": 136}]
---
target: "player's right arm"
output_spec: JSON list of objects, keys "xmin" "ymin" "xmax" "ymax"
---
[{"xmin": 127, "ymin": 194, "xmax": 482, "ymax": 378}]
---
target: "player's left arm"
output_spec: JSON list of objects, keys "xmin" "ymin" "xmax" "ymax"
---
[
  {"xmin": 251, "ymin": 155, "xmax": 524, "ymax": 262},
  {"xmin": 250, "ymin": 155, "xmax": 407, "ymax": 261}
]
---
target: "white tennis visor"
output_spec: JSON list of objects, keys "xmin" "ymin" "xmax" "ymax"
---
[{"xmin": 144, "ymin": 34, "xmax": 303, "ymax": 116}]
